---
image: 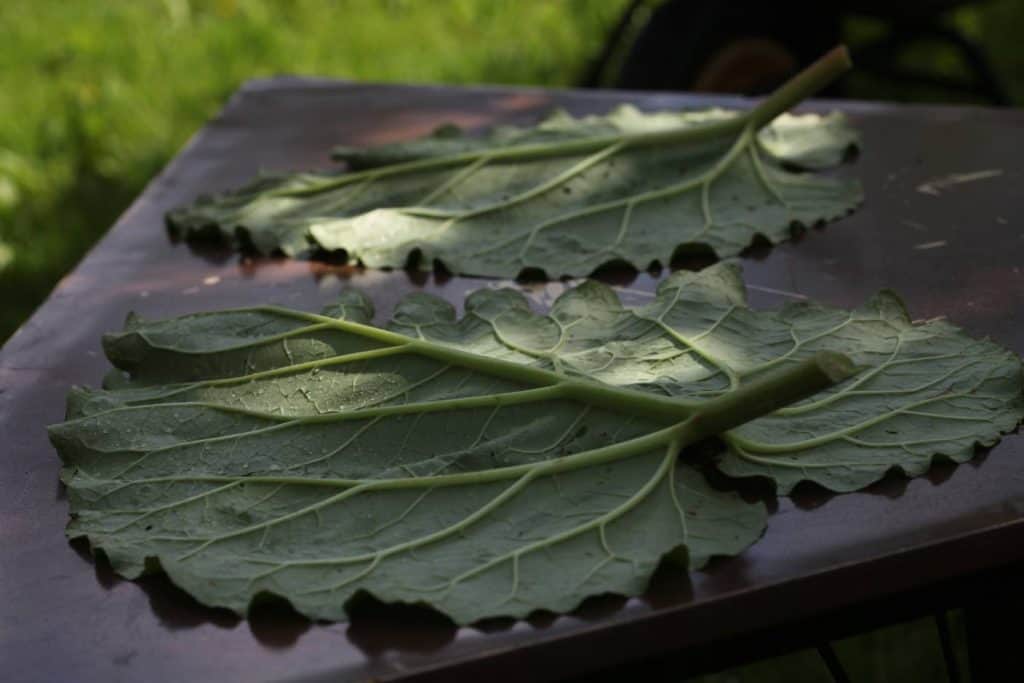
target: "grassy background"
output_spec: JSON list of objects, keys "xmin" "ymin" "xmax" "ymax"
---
[
  {"xmin": 0, "ymin": 0, "xmax": 630, "ymax": 340},
  {"xmin": 0, "ymin": 3, "xmax": 1019, "ymax": 676}
]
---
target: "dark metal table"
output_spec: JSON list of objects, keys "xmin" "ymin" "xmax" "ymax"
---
[{"xmin": 1, "ymin": 79, "xmax": 1022, "ymax": 683}]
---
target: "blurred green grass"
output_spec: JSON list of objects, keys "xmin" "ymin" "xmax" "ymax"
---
[{"xmin": 0, "ymin": 0, "xmax": 629, "ymax": 340}]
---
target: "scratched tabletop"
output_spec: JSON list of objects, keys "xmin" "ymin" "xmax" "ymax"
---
[{"xmin": 1, "ymin": 79, "xmax": 1022, "ymax": 682}]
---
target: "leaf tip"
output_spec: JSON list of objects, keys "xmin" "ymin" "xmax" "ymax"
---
[{"xmin": 828, "ymin": 44, "xmax": 853, "ymax": 71}]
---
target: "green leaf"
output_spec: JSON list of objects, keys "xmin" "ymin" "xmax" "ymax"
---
[
  {"xmin": 167, "ymin": 50, "xmax": 861, "ymax": 276},
  {"xmin": 52, "ymin": 289, "xmax": 848, "ymax": 624},
  {"xmin": 50, "ymin": 264, "xmax": 1023, "ymax": 624}
]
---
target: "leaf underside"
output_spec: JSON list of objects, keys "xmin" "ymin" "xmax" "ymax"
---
[
  {"xmin": 387, "ymin": 264, "xmax": 1023, "ymax": 494},
  {"xmin": 167, "ymin": 106, "xmax": 862, "ymax": 277},
  {"xmin": 50, "ymin": 264, "xmax": 1022, "ymax": 623}
]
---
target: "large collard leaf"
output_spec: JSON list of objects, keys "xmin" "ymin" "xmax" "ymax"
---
[
  {"xmin": 388, "ymin": 264, "xmax": 1024, "ymax": 494},
  {"xmin": 52, "ymin": 291, "xmax": 848, "ymax": 624},
  {"xmin": 167, "ymin": 49, "xmax": 861, "ymax": 276},
  {"xmin": 51, "ymin": 268, "xmax": 1023, "ymax": 625}
]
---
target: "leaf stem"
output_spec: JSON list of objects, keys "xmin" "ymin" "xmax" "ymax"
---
[
  {"xmin": 274, "ymin": 45, "xmax": 852, "ymax": 199},
  {"xmin": 679, "ymin": 350, "xmax": 856, "ymax": 444},
  {"xmin": 746, "ymin": 45, "xmax": 852, "ymax": 130},
  {"xmin": 261, "ymin": 305, "xmax": 709, "ymax": 416},
  {"xmin": 251, "ymin": 306, "xmax": 856, "ymax": 428}
]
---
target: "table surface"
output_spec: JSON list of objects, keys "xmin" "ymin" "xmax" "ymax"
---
[{"xmin": 2, "ymin": 79, "xmax": 1023, "ymax": 683}]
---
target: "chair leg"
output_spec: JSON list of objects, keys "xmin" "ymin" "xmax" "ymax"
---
[
  {"xmin": 934, "ymin": 611, "xmax": 962, "ymax": 683},
  {"xmin": 817, "ymin": 642, "xmax": 851, "ymax": 683},
  {"xmin": 965, "ymin": 596, "xmax": 1021, "ymax": 683}
]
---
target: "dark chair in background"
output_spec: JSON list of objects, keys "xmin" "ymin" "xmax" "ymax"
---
[{"xmin": 584, "ymin": 0, "xmax": 1009, "ymax": 105}]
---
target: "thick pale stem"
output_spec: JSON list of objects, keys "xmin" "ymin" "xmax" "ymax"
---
[
  {"xmin": 746, "ymin": 45, "xmax": 852, "ymax": 130},
  {"xmin": 679, "ymin": 351, "xmax": 857, "ymax": 445},
  {"xmin": 265, "ymin": 306, "xmax": 856, "ymax": 433}
]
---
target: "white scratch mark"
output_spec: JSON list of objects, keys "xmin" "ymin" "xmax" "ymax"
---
[
  {"xmin": 916, "ymin": 169, "xmax": 1003, "ymax": 196},
  {"xmin": 745, "ymin": 284, "xmax": 808, "ymax": 300}
]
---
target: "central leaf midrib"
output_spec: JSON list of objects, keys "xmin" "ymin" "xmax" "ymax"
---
[
  {"xmin": 118, "ymin": 305, "xmax": 707, "ymax": 423},
  {"xmin": 274, "ymin": 115, "xmax": 749, "ymax": 200}
]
